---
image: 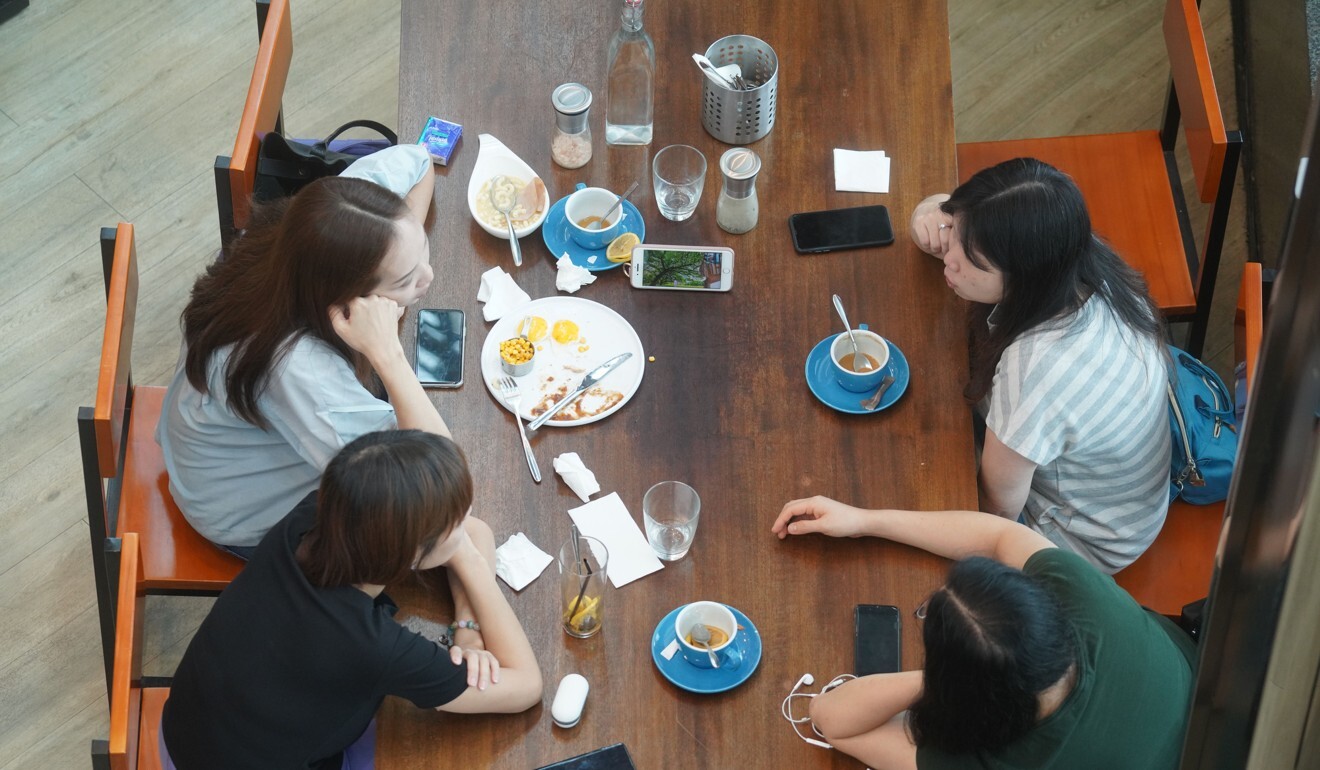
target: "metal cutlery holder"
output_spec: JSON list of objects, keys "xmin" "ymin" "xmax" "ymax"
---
[{"xmin": 701, "ymin": 35, "xmax": 778, "ymax": 144}]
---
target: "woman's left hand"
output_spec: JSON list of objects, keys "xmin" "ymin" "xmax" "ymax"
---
[{"xmin": 450, "ymin": 645, "xmax": 501, "ymax": 690}]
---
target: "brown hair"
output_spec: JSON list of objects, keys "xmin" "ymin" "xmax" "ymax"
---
[
  {"xmin": 297, "ymin": 430, "xmax": 473, "ymax": 588},
  {"xmin": 180, "ymin": 177, "xmax": 411, "ymax": 428}
]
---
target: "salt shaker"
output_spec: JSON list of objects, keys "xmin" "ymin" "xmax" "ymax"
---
[
  {"xmin": 551, "ymin": 83, "xmax": 593, "ymax": 169},
  {"xmin": 716, "ymin": 148, "xmax": 760, "ymax": 234}
]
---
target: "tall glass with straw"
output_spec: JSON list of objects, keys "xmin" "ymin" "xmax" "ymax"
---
[{"xmin": 559, "ymin": 527, "xmax": 609, "ymax": 638}]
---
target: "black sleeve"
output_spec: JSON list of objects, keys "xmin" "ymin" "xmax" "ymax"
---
[{"xmin": 379, "ymin": 625, "xmax": 469, "ymax": 709}]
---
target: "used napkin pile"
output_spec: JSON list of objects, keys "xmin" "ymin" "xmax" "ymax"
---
[
  {"xmin": 554, "ymin": 452, "xmax": 600, "ymax": 502},
  {"xmin": 494, "ymin": 532, "xmax": 553, "ymax": 591},
  {"xmin": 556, "ymin": 254, "xmax": 597, "ymax": 293}
]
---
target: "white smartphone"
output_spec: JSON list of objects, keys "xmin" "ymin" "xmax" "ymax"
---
[{"xmin": 629, "ymin": 245, "xmax": 734, "ymax": 292}]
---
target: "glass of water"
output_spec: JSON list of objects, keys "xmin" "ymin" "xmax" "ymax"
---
[
  {"xmin": 643, "ymin": 481, "xmax": 701, "ymax": 560},
  {"xmin": 652, "ymin": 145, "xmax": 707, "ymax": 221}
]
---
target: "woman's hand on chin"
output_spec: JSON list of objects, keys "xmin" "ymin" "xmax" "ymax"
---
[
  {"xmin": 329, "ymin": 295, "xmax": 405, "ymax": 359},
  {"xmin": 910, "ymin": 193, "xmax": 953, "ymax": 257}
]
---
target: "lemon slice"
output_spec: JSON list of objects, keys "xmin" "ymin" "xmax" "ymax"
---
[{"xmin": 606, "ymin": 232, "xmax": 640, "ymax": 263}]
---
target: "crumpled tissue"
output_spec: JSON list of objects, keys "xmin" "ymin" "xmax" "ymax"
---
[
  {"xmin": 556, "ymin": 253, "xmax": 597, "ymax": 293},
  {"xmin": 553, "ymin": 452, "xmax": 601, "ymax": 502},
  {"xmin": 477, "ymin": 266, "xmax": 531, "ymax": 321},
  {"xmin": 494, "ymin": 532, "xmax": 554, "ymax": 591}
]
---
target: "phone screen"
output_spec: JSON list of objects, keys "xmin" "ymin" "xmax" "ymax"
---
[
  {"xmin": 789, "ymin": 205, "xmax": 895, "ymax": 253},
  {"xmin": 637, "ymin": 247, "xmax": 730, "ymax": 290},
  {"xmin": 855, "ymin": 604, "xmax": 901, "ymax": 676},
  {"xmin": 415, "ymin": 308, "xmax": 465, "ymax": 388}
]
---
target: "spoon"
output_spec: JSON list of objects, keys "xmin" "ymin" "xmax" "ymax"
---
[
  {"xmin": 691, "ymin": 53, "xmax": 738, "ymax": 89},
  {"xmin": 489, "ymin": 174, "xmax": 522, "ymax": 267},
  {"xmin": 688, "ymin": 623, "xmax": 721, "ymax": 669},
  {"xmin": 592, "ymin": 180, "xmax": 640, "ymax": 230},
  {"xmin": 831, "ymin": 294, "xmax": 872, "ymax": 372},
  {"xmin": 860, "ymin": 373, "xmax": 897, "ymax": 411}
]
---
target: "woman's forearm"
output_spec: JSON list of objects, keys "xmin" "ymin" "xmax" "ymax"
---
[
  {"xmin": 371, "ymin": 345, "xmax": 453, "ymax": 438},
  {"xmin": 810, "ymin": 670, "xmax": 924, "ymax": 742}
]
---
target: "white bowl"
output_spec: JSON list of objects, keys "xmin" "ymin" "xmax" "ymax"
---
[{"xmin": 467, "ymin": 134, "xmax": 550, "ymax": 239}]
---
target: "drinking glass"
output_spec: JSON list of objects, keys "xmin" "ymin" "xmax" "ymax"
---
[
  {"xmin": 559, "ymin": 535, "xmax": 608, "ymax": 638},
  {"xmin": 652, "ymin": 145, "xmax": 707, "ymax": 221},
  {"xmin": 643, "ymin": 481, "xmax": 701, "ymax": 560}
]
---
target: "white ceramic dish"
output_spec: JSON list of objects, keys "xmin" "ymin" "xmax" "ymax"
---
[
  {"xmin": 467, "ymin": 134, "xmax": 550, "ymax": 239},
  {"xmin": 480, "ymin": 297, "xmax": 645, "ymax": 427}
]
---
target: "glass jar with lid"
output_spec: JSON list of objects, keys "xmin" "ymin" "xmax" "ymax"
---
[
  {"xmin": 551, "ymin": 83, "xmax": 593, "ymax": 169},
  {"xmin": 716, "ymin": 148, "xmax": 761, "ymax": 234}
]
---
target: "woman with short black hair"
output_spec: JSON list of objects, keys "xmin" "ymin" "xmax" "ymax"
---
[
  {"xmin": 772, "ymin": 496, "xmax": 1195, "ymax": 769},
  {"xmin": 910, "ymin": 158, "xmax": 1171, "ymax": 571},
  {"xmin": 160, "ymin": 430, "xmax": 542, "ymax": 770}
]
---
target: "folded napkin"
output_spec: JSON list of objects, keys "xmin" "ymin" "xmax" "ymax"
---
[
  {"xmin": 834, "ymin": 148, "xmax": 891, "ymax": 193},
  {"xmin": 494, "ymin": 532, "xmax": 553, "ymax": 591},
  {"xmin": 556, "ymin": 253, "xmax": 597, "ymax": 293},
  {"xmin": 341, "ymin": 144, "xmax": 431, "ymax": 197},
  {"xmin": 554, "ymin": 452, "xmax": 600, "ymax": 502},
  {"xmin": 567, "ymin": 492, "xmax": 664, "ymax": 588},
  {"xmin": 477, "ymin": 266, "xmax": 531, "ymax": 321}
]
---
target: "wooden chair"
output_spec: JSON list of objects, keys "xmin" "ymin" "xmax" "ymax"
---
[
  {"xmin": 955, "ymin": 0, "xmax": 1242, "ymax": 357},
  {"xmin": 1115, "ymin": 262, "xmax": 1264, "ymax": 617},
  {"xmin": 79, "ymin": 223, "xmax": 243, "ymax": 698},
  {"xmin": 91, "ymin": 534, "xmax": 172, "ymax": 770},
  {"xmin": 214, "ymin": 0, "xmax": 291, "ymax": 249}
]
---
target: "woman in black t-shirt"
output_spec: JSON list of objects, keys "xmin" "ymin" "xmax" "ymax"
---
[{"xmin": 160, "ymin": 431, "xmax": 543, "ymax": 770}]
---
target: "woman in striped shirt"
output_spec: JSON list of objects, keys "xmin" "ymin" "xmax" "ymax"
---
[{"xmin": 908, "ymin": 157, "xmax": 1170, "ymax": 572}]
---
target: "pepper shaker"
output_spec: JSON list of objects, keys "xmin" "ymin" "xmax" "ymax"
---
[
  {"xmin": 551, "ymin": 83, "xmax": 593, "ymax": 169},
  {"xmin": 716, "ymin": 148, "xmax": 760, "ymax": 234}
]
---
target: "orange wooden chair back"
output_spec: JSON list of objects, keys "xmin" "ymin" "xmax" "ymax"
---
[
  {"xmin": 228, "ymin": 0, "xmax": 292, "ymax": 231},
  {"xmin": 93, "ymin": 224, "xmax": 138, "ymax": 480},
  {"xmin": 106, "ymin": 533, "xmax": 169, "ymax": 770},
  {"xmin": 1165, "ymin": 0, "xmax": 1229, "ymax": 203}
]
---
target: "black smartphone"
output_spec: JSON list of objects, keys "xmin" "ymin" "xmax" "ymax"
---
[
  {"xmin": 414, "ymin": 308, "xmax": 465, "ymax": 388},
  {"xmin": 855, "ymin": 604, "xmax": 901, "ymax": 676},
  {"xmin": 788, "ymin": 204, "xmax": 896, "ymax": 254},
  {"xmin": 535, "ymin": 743, "xmax": 636, "ymax": 770}
]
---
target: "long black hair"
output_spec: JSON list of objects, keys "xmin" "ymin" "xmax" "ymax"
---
[
  {"xmin": 944, "ymin": 158, "xmax": 1164, "ymax": 403},
  {"xmin": 908, "ymin": 557, "xmax": 1078, "ymax": 753}
]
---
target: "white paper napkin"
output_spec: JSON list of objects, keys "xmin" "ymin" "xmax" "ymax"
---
[
  {"xmin": 554, "ymin": 452, "xmax": 600, "ymax": 502},
  {"xmin": 567, "ymin": 492, "xmax": 664, "ymax": 588},
  {"xmin": 477, "ymin": 266, "xmax": 531, "ymax": 321},
  {"xmin": 834, "ymin": 148, "xmax": 891, "ymax": 193},
  {"xmin": 494, "ymin": 532, "xmax": 553, "ymax": 591},
  {"xmin": 556, "ymin": 253, "xmax": 597, "ymax": 293}
]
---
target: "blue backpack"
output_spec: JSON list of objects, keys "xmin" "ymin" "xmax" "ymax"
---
[{"xmin": 1167, "ymin": 347, "xmax": 1239, "ymax": 503}]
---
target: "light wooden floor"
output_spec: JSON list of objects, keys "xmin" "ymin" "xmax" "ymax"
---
[{"xmin": 0, "ymin": 0, "xmax": 1239, "ymax": 766}]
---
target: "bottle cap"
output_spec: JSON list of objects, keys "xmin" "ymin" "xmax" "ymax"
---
[
  {"xmin": 552, "ymin": 83, "xmax": 592, "ymax": 134},
  {"xmin": 720, "ymin": 148, "xmax": 760, "ymax": 198}
]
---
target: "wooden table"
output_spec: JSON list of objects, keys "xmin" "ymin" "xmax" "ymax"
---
[{"xmin": 385, "ymin": 1, "xmax": 974, "ymax": 766}]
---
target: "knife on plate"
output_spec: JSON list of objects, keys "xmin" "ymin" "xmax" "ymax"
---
[{"xmin": 528, "ymin": 352, "xmax": 632, "ymax": 430}]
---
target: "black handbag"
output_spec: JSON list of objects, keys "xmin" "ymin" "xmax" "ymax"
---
[{"xmin": 253, "ymin": 119, "xmax": 397, "ymax": 202}]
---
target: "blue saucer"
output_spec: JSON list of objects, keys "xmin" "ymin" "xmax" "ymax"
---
[
  {"xmin": 541, "ymin": 195, "xmax": 646, "ymax": 272},
  {"xmin": 805, "ymin": 337, "xmax": 910, "ymax": 414},
  {"xmin": 650, "ymin": 605, "xmax": 762, "ymax": 694}
]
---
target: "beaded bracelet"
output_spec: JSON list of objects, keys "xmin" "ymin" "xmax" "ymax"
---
[{"xmin": 448, "ymin": 619, "xmax": 480, "ymax": 636}]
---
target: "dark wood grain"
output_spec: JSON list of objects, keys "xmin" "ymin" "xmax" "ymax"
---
[{"xmin": 386, "ymin": 1, "xmax": 972, "ymax": 767}]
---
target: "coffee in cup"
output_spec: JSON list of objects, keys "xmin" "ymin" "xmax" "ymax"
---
[
  {"xmin": 674, "ymin": 601, "xmax": 742, "ymax": 670},
  {"xmin": 829, "ymin": 327, "xmax": 891, "ymax": 393},
  {"xmin": 565, "ymin": 185, "xmax": 626, "ymax": 250}
]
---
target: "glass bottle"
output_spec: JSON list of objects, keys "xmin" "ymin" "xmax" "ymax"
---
[
  {"xmin": 551, "ymin": 83, "xmax": 593, "ymax": 169},
  {"xmin": 716, "ymin": 148, "xmax": 761, "ymax": 234},
  {"xmin": 605, "ymin": 0, "xmax": 655, "ymax": 146}
]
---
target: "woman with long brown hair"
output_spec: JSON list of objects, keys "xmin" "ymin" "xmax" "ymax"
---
[{"xmin": 157, "ymin": 145, "xmax": 451, "ymax": 559}]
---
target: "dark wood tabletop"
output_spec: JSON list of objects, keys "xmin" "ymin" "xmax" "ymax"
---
[{"xmin": 384, "ymin": 0, "xmax": 974, "ymax": 766}]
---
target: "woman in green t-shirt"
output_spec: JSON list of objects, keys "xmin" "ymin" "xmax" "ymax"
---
[{"xmin": 772, "ymin": 497, "xmax": 1196, "ymax": 770}]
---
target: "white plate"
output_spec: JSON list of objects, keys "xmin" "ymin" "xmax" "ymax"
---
[
  {"xmin": 481, "ymin": 297, "xmax": 645, "ymax": 427},
  {"xmin": 466, "ymin": 134, "xmax": 550, "ymax": 239}
]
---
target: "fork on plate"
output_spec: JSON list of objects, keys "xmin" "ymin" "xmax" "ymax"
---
[{"xmin": 497, "ymin": 376, "xmax": 541, "ymax": 483}]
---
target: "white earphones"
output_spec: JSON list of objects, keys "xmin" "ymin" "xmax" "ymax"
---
[{"xmin": 781, "ymin": 672, "xmax": 857, "ymax": 750}]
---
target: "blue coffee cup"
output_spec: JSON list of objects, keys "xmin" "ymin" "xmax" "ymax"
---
[
  {"xmin": 675, "ymin": 601, "xmax": 744, "ymax": 670},
  {"xmin": 830, "ymin": 324, "xmax": 891, "ymax": 392},
  {"xmin": 565, "ymin": 183, "xmax": 627, "ymax": 250}
]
